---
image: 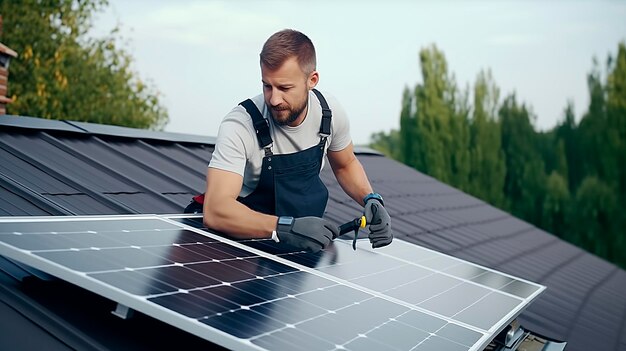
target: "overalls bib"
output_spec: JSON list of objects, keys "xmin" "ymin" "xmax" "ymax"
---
[{"xmin": 237, "ymin": 89, "xmax": 332, "ymax": 218}]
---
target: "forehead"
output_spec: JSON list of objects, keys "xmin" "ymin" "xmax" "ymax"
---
[{"xmin": 261, "ymin": 57, "xmax": 306, "ymax": 84}]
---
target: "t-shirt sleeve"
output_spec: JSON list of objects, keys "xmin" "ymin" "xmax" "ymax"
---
[
  {"xmin": 327, "ymin": 95, "xmax": 352, "ymax": 152},
  {"xmin": 208, "ymin": 107, "xmax": 253, "ymax": 176}
]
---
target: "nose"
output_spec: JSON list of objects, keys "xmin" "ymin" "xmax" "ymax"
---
[{"xmin": 269, "ymin": 88, "xmax": 284, "ymax": 107}]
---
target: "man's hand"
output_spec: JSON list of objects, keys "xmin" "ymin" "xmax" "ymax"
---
[
  {"xmin": 363, "ymin": 195, "xmax": 393, "ymax": 248},
  {"xmin": 276, "ymin": 216, "xmax": 339, "ymax": 252}
]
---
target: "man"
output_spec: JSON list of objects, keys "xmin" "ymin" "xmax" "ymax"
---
[{"xmin": 200, "ymin": 29, "xmax": 392, "ymax": 253}]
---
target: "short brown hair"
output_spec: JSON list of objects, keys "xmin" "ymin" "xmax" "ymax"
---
[{"xmin": 260, "ymin": 29, "xmax": 316, "ymax": 74}]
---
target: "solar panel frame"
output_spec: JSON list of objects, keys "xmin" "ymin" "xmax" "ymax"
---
[{"xmin": 0, "ymin": 214, "xmax": 545, "ymax": 351}]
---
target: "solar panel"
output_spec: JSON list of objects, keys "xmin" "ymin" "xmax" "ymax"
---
[{"xmin": 0, "ymin": 215, "xmax": 544, "ymax": 351}]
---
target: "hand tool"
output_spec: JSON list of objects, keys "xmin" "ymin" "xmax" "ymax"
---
[{"xmin": 338, "ymin": 215, "xmax": 366, "ymax": 250}]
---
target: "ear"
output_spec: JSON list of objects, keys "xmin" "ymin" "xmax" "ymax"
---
[{"xmin": 307, "ymin": 71, "xmax": 319, "ymax": 90}]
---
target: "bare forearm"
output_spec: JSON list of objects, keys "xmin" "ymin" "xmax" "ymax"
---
[
  {"xmin": 203, "ymin": 199, "xmax": 277, "ymax": 239},
  {"xmin": 203, "ymin": 168, "xmax": 278, "ymax": 239},
  {"xmin": 333, "ymin": 157, "xmax": 373, "ymax": 206}
]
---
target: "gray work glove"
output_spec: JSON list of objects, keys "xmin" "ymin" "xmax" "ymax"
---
[
  {"xmin": 363, "ymin": 195, "xmax": 393, "ymax": 248},
  {"xmin": 276, "ymin": 216, "xmax": 338, "ymax": 253}
]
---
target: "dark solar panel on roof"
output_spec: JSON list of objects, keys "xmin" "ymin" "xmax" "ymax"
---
[{"xmin": 0, "ymin": 215, "xmax": 544, "ymax": 350}]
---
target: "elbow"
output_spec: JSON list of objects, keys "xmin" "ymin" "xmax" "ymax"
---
[
  {"xmin": 202, "ymin": 204, "xmax": 230, "ymax": 233},
  {"xmin": 203, "ymin": 207, "xmax": 221, "ymax": 231},
  {"xmin": 202, "ymin": 213, "xmax": 214, "ymax": 230},
  {"xmin": 202, "ymin": 201, "xmax": 218, "ymax": 228}
]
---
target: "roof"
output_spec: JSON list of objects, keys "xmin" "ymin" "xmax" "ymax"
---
[
  {"xmin": 0, "ymin": 42, "xmax": 18, "ymax": 58},
  {"xmin": 0, "ymin": 114, "xmax": 625, "ymax": 351}
]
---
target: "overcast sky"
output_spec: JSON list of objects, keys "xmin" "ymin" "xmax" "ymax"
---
[{"xmin": 92, "ymin": 1, "xmax": 626, "ymax": 145}]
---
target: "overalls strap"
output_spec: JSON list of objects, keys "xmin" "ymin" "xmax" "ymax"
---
[
  {"xmin": 312, "ymin": 89, "xmax": 332, "ymax": 137},
  {"xmin": 240, "ymin": 99, "xmax": 273, "ymax": 156}
]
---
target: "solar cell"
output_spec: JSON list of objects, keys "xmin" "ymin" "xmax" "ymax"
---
[
  {"xmin": 0, "ymin": 215, "xmax": 545, "ymax": 350},
  {"xmin": 235, "ymin": 230, "xmax": 543, "ymax": 334}
]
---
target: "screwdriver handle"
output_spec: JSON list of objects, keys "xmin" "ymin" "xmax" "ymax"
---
[{"xmin": 339, "ymin": 216, "xmax": 366, "ymax": 235}]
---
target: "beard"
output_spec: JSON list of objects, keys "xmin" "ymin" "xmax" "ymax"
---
[{"xmin": 270, "ymin": 95, "xmax": 308, "ymax": 126}]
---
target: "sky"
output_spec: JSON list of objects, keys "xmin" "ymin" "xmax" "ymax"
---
[{"xmin": 92, "ymin": 1, "xmax": 626, "ymax": 145}]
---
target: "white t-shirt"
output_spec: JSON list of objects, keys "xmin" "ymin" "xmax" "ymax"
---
[{"xmin": 209, "ymin": 90, "xmax": 352, "ymax": 197}]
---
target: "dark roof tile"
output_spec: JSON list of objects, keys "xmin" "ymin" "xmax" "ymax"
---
[
  {"xmin": 43, "ymin": 194, "xmax": 121, "ymax": 215},
  {"xmin": 0, "ymin": 145, "xmax": 78, "ymax": 194},
  {"xmin": 0, "ymin": 185, "xmax": 54, "ymax": 216},
  {"xmin": 57, "ymin": 136, "xmax": 194, "ymax": 193},
  {"xmin": 105, "ymin": 193, "xmax": 184, "ymax": 214},
  {"xmin": 1, "ymin": 132, "xmax": 138, "ymax": 193}
]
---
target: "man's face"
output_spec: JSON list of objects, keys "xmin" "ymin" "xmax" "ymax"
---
[{"xmin": 261, "ymin": 57, "xmax": 318, "ymax": 126}]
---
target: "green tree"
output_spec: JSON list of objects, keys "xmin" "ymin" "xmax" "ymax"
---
[
  {"xmin": 577, "ymin": 58, "xmax": 615, "ymax": 186},
  {"xmin": 555, "ymin": 101, "xmax": 581, "ymax": 193},
  {"xmin": 448, "ymin": 84, "xmax": 471, "ymax": 192},
  {"xmin": 370, "ymin": 129, "xmax": 401, "ymax": 160},
  {"xmin": 0, "ymin": 0, "xmax": 168, "ymax": 129},
  {"xmin": 402, "ymin": 45, "xmax": 471, "ymax": 187},
  {"xmin": 399, "ymin": 86, "xmax": 417, "ymax": 167},
  {"xmin": 552, "ymin": 139, "xmax": 569, "ymax": 182},
  {"xmin": 604, "ymin": 42, "xmax": 626, "ymax": 268},
  {"xmin": 499, "ymin": 94, "xmax": 546, "ymax": 223},
  {"xmin": 605, "ymin": 42, "xmax": 626, "ymax": 208},
  {"xmin": 542, "ymin": 171, "xmax": 570, "ymax": 237},
  {"xmin": 568, "ymin": 176, "xmax": 618, "ymax": 262},
  {"xmin": 570, "ymin": 43, "xmax": 626, "ymax": 268},
  {"xmin": 468, "ymin": 69, "xmax": 506, "ymax": 207},
  {"xmin": 412, "ymin": 46, "xmax": 452, "ymax": 182}
]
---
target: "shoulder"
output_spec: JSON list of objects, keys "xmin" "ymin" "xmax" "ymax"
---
[
  {"xmin": 211, "ymin": 95, "xmax": 266, "ymax": 170},
  {"xmin": 311, "ymin": 89, "xmax": 347, "ymax": 121},
  {"xmin": 223, "ymin": 94, "xmax": 265, "ymax": 122},
  {"xmin": 312, "ymin": 89, "xmax": 352, "ymax": 151},
  {"xmin": 311, "ymin": 89, "xmax": 340, "ymax": 109},
  {"xmin": 214, "ymin": 95, "xmax": 267, "ymax": 154},
  {"xmin": 220, "ymin": 94, "xmax": 266, "ymax": 133}
]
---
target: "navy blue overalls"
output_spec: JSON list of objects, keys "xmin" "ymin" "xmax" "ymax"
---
[{"xmin": 237, "ymin": 89, "xmax": 332, "ymax": 218}]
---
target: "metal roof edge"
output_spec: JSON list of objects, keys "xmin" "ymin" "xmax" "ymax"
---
[
  {"xmin": 66, "ymin": 120, "xmax": 216, "ymax": 145},
  {"xmin": 0, "ymin": 115, "xmax": 216, "ymax": 145},
  {"xmin": 353, "ymin": 145, "xmax": 385, "ymax": 156},
  {"xmin": 0, "ymin": 115, "xmax": 86, "ymax": 133}
]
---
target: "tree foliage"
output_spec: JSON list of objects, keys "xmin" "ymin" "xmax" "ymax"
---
[
  {"xmin": 542, "ymin": 171, "xmax": 569, "ymax": 236},
  {"xmin": 0, "ymin": 0, "xmax": 168, "ymax": 129},
  {"xmin": 371, "ymin": 42, "xmax": 626, "ymax": 269},
  {"xmin": 468, "ymin": 70, "xmax": 506, "ymax": 208},
  {"xmin": 399, "ymin": 45, "xmax": 470, "ymax": 188},
  {"xmin": 499, "ymin": 95, "xmax": 547, "ymax": 223}
]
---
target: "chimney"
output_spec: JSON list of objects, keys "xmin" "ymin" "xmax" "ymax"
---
[{"xmin": 0, "ymin": 15, "xmax": 18, "ymax": 115}]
